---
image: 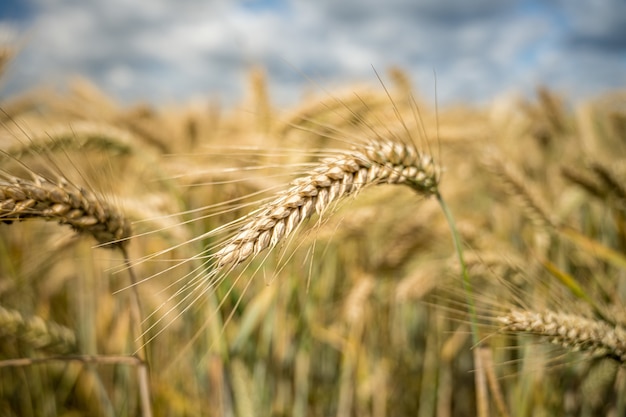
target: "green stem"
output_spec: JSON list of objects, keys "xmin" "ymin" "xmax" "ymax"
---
[{"xmin": 436, "ymin": 192, "xmax": 480, "ymax": 346}]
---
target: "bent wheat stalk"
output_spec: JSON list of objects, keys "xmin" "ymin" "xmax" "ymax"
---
[
  {"xmin": 213, "ymin": 139, "xmax": 439, "ymax": 269},
  {"xmin": 140, "ymin": 136, "xmax": 440, "ymax": 344},
  {"xmin": 0, "ymin": 174, "xmax": 131, "ymax": 248}
]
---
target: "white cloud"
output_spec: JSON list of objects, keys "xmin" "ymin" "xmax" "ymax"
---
[{"xmin": 1, "ymin": 0, "xmax": 624, "ymax": 107}]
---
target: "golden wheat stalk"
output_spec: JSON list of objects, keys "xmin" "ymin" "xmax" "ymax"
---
[
  {"xmin": 213, "ymin": 139, "xmax": 439, "ymax": 269},
  {"xmin": 0, "ymin": 174, "xmax": 131, "ymax": 248},
  {"xmin": 498, "ymin": 309, "xmax": 626, "ymax": 363}
]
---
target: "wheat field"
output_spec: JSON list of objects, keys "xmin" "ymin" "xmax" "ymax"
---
[{"xmin": 1, "ymin": 47, "xmax": 626, "ymax": 417}]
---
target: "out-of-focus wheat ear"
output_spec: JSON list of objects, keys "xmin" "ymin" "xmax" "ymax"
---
[
  {"xmin": 0, "ymin": 174, "xmax": 132, "ymax": 249},
  {"xmin": 0, "ymin": 305, "xmax": 77, "ymax": 353},
  {"xmin": 69, "ymin": 77, "xmax": 120, "ymax": 111},
  {"xmin": 484, "ymin": 151, "xmax": 558, "ymax": 229},
  {"xmin": 0, "ymin": 44, "xmax": 15, "ymax": 79},
  {"xmin": 116, "ymin": 111, "xmax": 172, "ymax": 154},
  {"xmin": 388, "ymin": 66, "xmax": 412, "ymax": 90},
  {"xmin": 211, "ymin": 138, "xmax": 439, "ymax": 272},
  {"xmin": 498, "ymin": 310, "xmax": 626, "ymax": 364},
  {"xmin": 521, "ymin": 87, "xmax": 568, "ymax": 144},
  {"xmin": 387, "ymin": 66, "xmax": 414, "ymax": 98},
  {"xmin": 278, "ymin": 88, "xmax": 389, "ymax": 139},
  {"xmin": 3, "ymin": 121, "xmax": 137, "ymax": 159},
  {"xmin": 247, "ymin": 67, "xmax": 272, "ymax": 134},
  {"xmin": 591, "ymin": 161, "xmax": 626, "ymax": 202},
  {"xmin": 0, "ymin": 89, "xmax": 55, "ymax": 122},
  {"xmin": 561, "ymin": 165, "xmax": 608, "ymax": 199},
  {"xmin": 562, "ymin": 161, "xmax": 626, "ymax": 244},
  {"xmin": 536, "ymin": 87, "xmax": 567, "ymax": 134}
]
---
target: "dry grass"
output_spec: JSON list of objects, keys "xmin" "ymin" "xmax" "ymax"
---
[{"xmin": 1, "ymin": 50, "xmax": 626, "ymax": 417}]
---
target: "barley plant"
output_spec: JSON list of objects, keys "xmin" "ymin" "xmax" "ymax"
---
[{"xmin": 1, "ymin": 44, "xmax": 626, "ymax": 417}]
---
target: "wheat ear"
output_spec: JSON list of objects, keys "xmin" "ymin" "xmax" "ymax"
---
[
  {"xmin": 3, "ymin": 121, "xmax": 137, "ymax": 159},
  {"xmin": 0, "ymin": 174, "xmax": 131, "ymax": 248},
  {"xmin": 498, "ymin": 309, "xmax": 626, "ymax": 363},
  {"xmin": 484, "ymin": 152, "xmax": 557, "ymax": 228},
  {"xmin": 0, "ymin": 305, "xmax": 76, "ymax": 353},
  {"xmin": 214, "ymin": 139, "xmax": 439, "ymax": 269}
]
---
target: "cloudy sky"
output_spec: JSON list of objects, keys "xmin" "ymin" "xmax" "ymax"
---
[{"xmin": 0, "ymin": 0, "xmax": 625, "ymax": 107}]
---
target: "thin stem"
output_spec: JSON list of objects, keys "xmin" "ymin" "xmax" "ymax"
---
[
  {"xmin": 436, "ymin": 192, "xmax": 480, "ymax": 346},
  {"xmin": 437, "ymin": 192, "xmax": 489, "ymax": 416},
  {"xmin": 121, "ymin": 246, "xmax": 153, "ymax": 417}
]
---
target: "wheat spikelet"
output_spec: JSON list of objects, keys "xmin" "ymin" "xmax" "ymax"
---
[
  {"xmin": 0, "ymin": 174, "xmax": 131, "ymax": 248},
  {"xmin": 213, "ymin": 139, "xmax": 439, "ymax": 269},
  {"xmin": 498, "ymin": 310, "xmax": 626, "ymax": 363}
]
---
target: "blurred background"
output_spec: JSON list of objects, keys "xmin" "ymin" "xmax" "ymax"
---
[
  {"xmin": 0, "ymin": 0, "xmax": 625, "ymax": 107},
  {"xmin": 2, "ymin": 1, "xmax": 626, "ymax": 417}
]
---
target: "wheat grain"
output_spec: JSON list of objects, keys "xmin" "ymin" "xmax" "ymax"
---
[
  {"xmin": 0, "ymin": 174, "xmax": 131, "ymax": 248},
  {"xmin": 498, "ymin": 309, "xmax": 626, "ymax": 363},
  {"xmin": 213, "ymin": 139, "xmax": 439, "ymax": 270}
]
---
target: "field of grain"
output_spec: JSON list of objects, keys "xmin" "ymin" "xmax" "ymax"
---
[{"xmin": 1, "ymin": 47, "xmax": 626, "ymax": 417}]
